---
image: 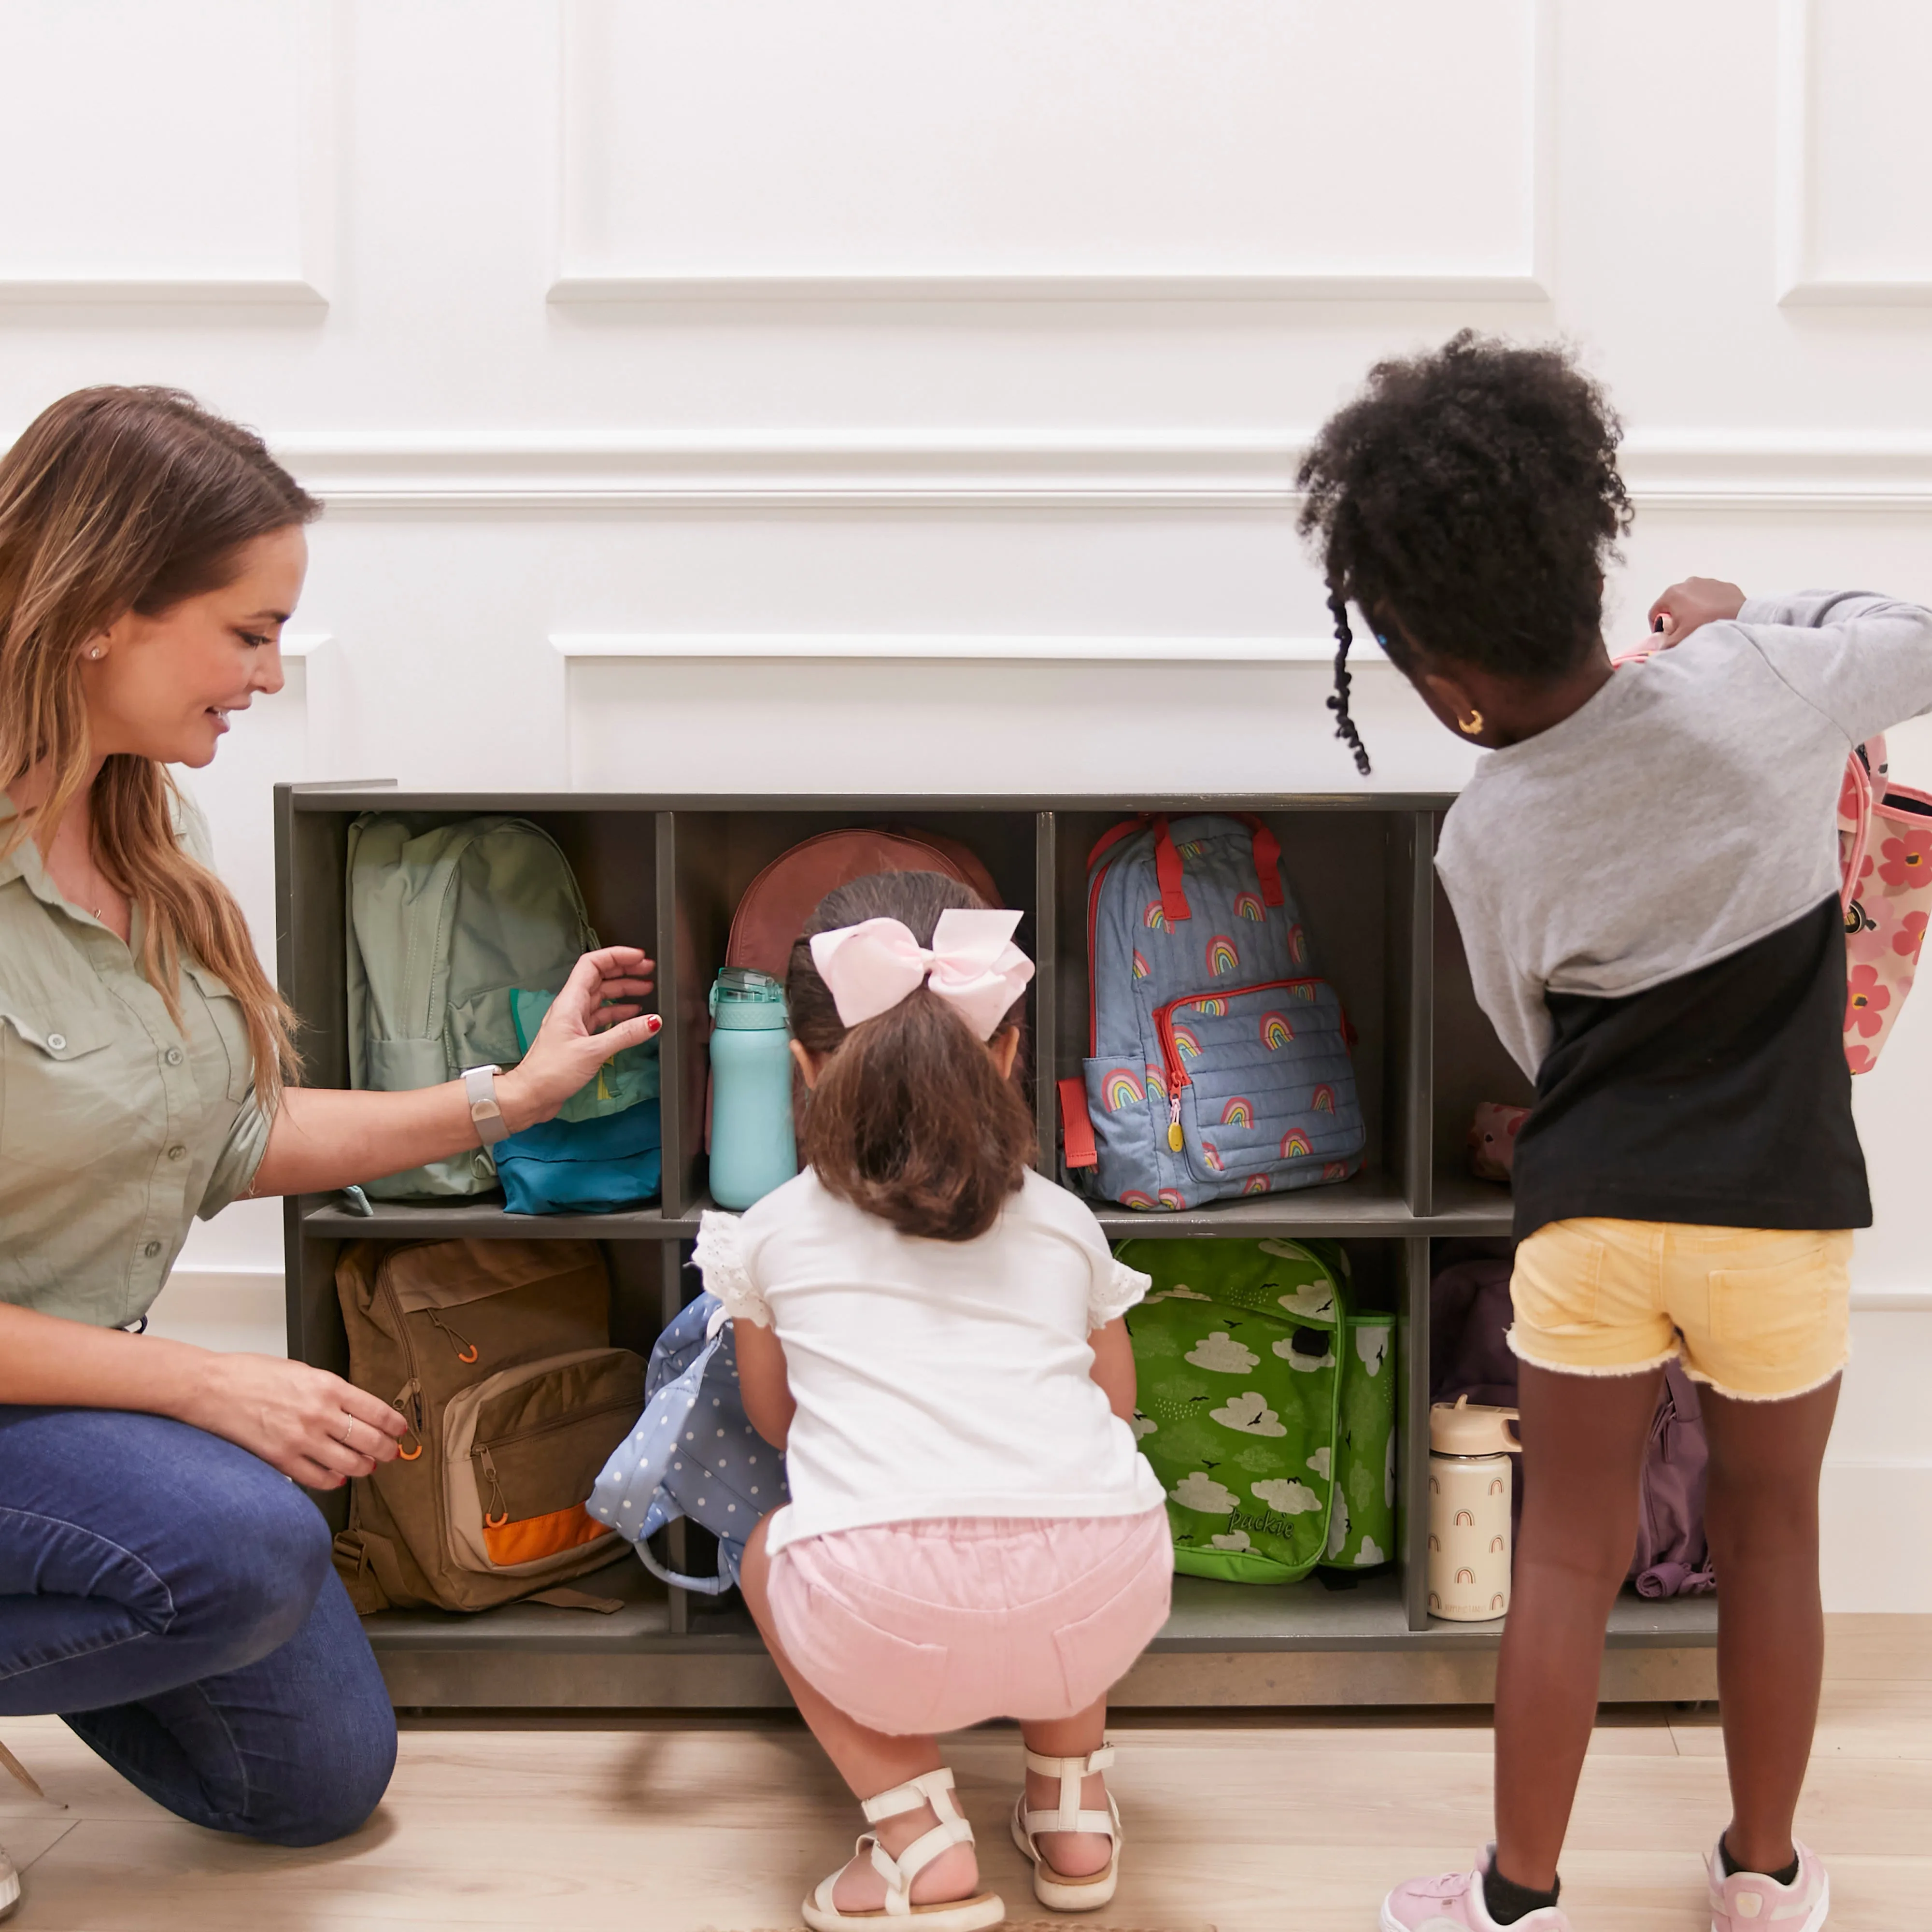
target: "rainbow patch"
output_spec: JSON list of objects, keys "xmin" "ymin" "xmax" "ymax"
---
[
  {"xmin": 1145, "ymin": 1064, "xmax": 1166, "ymax": 1099},
  {"xmin": 1193, "ymin": 997, "xmax": 1227, "ymax": 1017},
  {"xmin": 1131, "ymin": 950, "xmax": 1150, "ymax": 980},
  {"xmin": 1310, "ymin": 1083, "xmax": 1336, "ymax": 1115},
  {"xmin": 1207, "ymin": 936, "xmax": 1239, "ymax": 977},
  {"xmin": 1142, "ymin": 900, "xmax": 1168, "ymax": 932},
  {"xmin": 1280, "ymin": 1129, "xmax": 1313, "ymax": 1160},
  {"xmin": 1121, "ymin": 1190, "xmax": 1157, "ymax": 1211},
  {"xmin": 1290, "ymin": 981, "xmax": 1318, "ymax": 1002},
  {"xmin": 1261, "ymin": 1012, "xmax": 1295, "ymax": 1051},
  {"xmin": 1174, "ymin": 839, "xmax": 1207, "ymax": 860},
  {"xmin": 1287, "ymin": 923, "xmax": 1309, "ymax": 966},
  {"xmin": 1171, "ymin": 1024, "xmax": 1202, "ymax": 1061},
  {"xmin": 1104, "ymin": 1068, "xmax": 1145, "ymax": 1112},
  {"xmin": 1321, "ymin": 1161, "xmax": 1351, "ymax": 1183},
  {"xmin": 1220, "ymin": 1096, "xmax": 1254, "ymax": 1128},
  {"xmin": 1234, "ymin": 892, "xmax": 1266, "ymax": 923},
  {"xmin": 1201, "ymin": 1141, "xmax": 1224, "ymax": 1172},
  {"xmin": 1242, "ymin": 1174, "xmax": 1271, "ymax": 1196},
  {"xmin": 1158, "ymin": 1188, "xmax": 1187, "ymax": 1211}
]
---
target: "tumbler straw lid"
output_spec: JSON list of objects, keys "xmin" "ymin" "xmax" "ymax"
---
[{"xmin": 1429, "ymin": 1393, "xmax": 1522, "ymax": 1456}]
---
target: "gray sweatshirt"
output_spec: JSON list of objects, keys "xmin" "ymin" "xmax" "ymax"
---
[{"xmin": 1435, "ymin": 591, "xmax": 1932, "ymax": 1235}]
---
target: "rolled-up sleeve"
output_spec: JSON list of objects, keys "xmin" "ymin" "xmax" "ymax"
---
[{"xmin": 199, "ymin": 1091, "xmax": 277, "ymax": 1219}]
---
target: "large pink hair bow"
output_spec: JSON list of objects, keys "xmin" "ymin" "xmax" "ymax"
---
[{"xmin": 809, "ymin": 908, "xmax": 1034, "ymax": 1041}]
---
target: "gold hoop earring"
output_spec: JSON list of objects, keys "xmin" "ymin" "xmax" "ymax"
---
[{"xmin": 1457, "ymin": 709, "xmax": 1484, "ymax": 737}]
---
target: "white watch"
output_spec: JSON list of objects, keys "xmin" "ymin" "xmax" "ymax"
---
[{"xmin": 462, "ymin": 1064, "xmax": 510, "ymax": 1146}]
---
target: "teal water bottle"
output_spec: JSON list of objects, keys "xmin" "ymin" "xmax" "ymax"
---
[{"xmin": 707, "ymin": 968, "xmax": 798, "ymax": 1209}]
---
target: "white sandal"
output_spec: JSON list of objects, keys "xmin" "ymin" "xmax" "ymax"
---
[
  {"xmin": 801, "ymin": 1766, "xmax": 1006, "ymax": 1931},
  {"xmin": 1009, "ymin": 1740, "xmax": 1122, "ymax": 1911}
]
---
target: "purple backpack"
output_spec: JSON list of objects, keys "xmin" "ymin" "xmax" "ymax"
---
[{"xmin": 1430, "ymin": 1256, "xmax": 1714, "ymax": 1598}]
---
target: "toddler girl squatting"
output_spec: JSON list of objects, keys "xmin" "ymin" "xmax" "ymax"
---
[
  {"xmin": 694, "ymin": 870, "xmax": 1173, "ymax": 1932},
  {"xmin": 1300, "ymin": 331, "xmax": 1932, "ymax": 1932}
]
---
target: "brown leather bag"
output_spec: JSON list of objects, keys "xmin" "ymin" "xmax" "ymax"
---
[{"xmin": 330, "ymin": 1238, "xmax": 644, "ymax": 1614}]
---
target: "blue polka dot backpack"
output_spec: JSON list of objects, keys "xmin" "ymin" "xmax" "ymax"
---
[{"xmin": 587, "ymin": 1290, "xmax": 787, "ymax": 1593}]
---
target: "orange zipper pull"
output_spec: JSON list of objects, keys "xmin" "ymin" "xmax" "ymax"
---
[
  {"xmin": 426, "ymin": 1310, "xmax": 479, "ymax": 1364},
  {"xmin": 1167, "ymin": 1098, "xmax": 1184, "ymax": 1152},
  {"xmin": 478, "ymin": 1446, "xmax": 508, "ymax": 1527},
  {"xmin": 392, "ymin": 1378, "xmax": 424, "ymax": 1461}
]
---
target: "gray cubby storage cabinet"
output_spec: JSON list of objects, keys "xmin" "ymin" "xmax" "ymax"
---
[{"xmin": 275, "ymin": 787, "xmax": 1717, "ymax": 1709}]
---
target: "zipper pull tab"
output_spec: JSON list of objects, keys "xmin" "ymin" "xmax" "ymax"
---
[
  {"xmin": 478, "ymin": 1445, "xmax": 508, "ymax": 1528},
  {"xmin": 427, "ymin": 1310, "xmax": 479, "ymax": 1364},
  {"xmin": 392, "ymin": 1378, "xmax": 424, "ymax": 1461},
  {"xmin": 1167, "ymin": 1097, "xmax": 1184, "ymax": 1152}
]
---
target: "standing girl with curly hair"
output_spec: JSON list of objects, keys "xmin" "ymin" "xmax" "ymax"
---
[{"xmin": 1299, "ymin": 332, "xmax": 1932, "ymax": 1932}]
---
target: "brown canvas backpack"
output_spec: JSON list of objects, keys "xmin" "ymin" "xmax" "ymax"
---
[{"xmin": 330, "ymin": 1238, "xmax": 645, "ymax": 1614}]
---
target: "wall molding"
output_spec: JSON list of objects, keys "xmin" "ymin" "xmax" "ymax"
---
[
  {"xmin": 552, "ymin": 0, "xmax": 1555, "ymax": 308},
  {"xmin": 1776, "ymin": 0, "xmax": 1932, "ymax": 307},
  {"xmin": 278, "ymin": 431, "xmax": 1932, "ymax": 515},
  {"xmin": 554, "ymin": 632, "xmax": 1384, "ymax": 665},
  {"xmin": 0, "ymin": 0, "xmax": 335, "ymax": 310}
]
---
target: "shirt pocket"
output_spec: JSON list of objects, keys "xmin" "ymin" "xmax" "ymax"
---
[
  {"xmin": 184, "ymin": 961, "xmax": 255, "ymax": 1105},
  {"xmin": 0, "ymin": 1002, "xmax": 124, "ymax": 1172}
]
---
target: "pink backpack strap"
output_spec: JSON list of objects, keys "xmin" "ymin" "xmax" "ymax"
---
[{"xmin": 1840, "ymin": 745, "xmax": 1876, "ymax": 913}]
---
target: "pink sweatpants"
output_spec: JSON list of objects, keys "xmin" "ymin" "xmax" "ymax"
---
[{"xmin": 766, "ymin": 1508, "xmax": 1174, "ymax": 1738}]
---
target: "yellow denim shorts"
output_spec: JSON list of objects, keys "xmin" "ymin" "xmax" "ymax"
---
[{"xmin": 1510, "ymin": 1219, "xmax": 1853, "ymax": 1401}]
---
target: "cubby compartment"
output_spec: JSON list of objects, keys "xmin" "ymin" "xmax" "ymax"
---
[
  {"xmin": 281, "ymin": 794, "xmax": 668, "ymax": 1241},
  {"xmin": 1046, "ymin": 803, "xmax": 1432, "ymax": 1236},
  {"xmin": 1431, "ymin": 855, "xmax": 1534, "ymax": 1230},
  {"xmin": 659, "ymin": 806, "xmax": 1040, "ymax": 1217},
  {"xmin": 274, "ymin": 784, "xmax": 1714, "ymax": 1708}
]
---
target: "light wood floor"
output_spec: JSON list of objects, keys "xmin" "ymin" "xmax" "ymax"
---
[{"xmin": 2, "ymin": 1616, "xmax": 1926, "ymax": 1931}]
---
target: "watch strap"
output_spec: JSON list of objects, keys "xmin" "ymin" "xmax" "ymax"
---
[{"xmin": 463, "ymin": 1064, "xmax": 511, "ymax": 1146}]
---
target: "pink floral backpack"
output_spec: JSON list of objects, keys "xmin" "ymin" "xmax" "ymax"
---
[{"xmin": 1836, "ymin": 738, "xmax": 1932, "ymax": 1070}]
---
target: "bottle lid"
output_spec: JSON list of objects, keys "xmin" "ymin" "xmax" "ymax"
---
[
  {"xmin": 710, "ymin": 966, "xmax": 790, "ymax": 1028},
  {"xmin": 1430, "ymin": 1393, "xmax": 1522, "ymax": 1456}
]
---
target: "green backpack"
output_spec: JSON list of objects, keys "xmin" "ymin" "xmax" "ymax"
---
[
  {"xmin": 1119, "ymin": 1237, "xmax": 1395, "ymax": 1584},
  {"xmin": 345, "ymin": 814, "xmax": 657, "ymax": 1199}
]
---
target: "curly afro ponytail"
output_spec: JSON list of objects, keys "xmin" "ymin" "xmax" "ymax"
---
[{"xmin": 1297, "ymin": 331, "xmax": 1634, "ymax": 771}]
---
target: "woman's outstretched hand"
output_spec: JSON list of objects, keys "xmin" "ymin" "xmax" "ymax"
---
[
  {"xmin": 182, "ymin": 1352, "xmax": 410, "ymax": 1489},
  {"xmin": 500, "ymin": 945, "xmax": 660, "ymax": 1129},
  {"xmin": 1647, "ymin": 577, "xmax": 1746, "ymax": 646}
]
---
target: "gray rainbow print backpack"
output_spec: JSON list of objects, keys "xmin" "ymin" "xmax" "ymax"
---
[{"xmin": 1061, "ymin": 813, "xmax": 1365, "ymax": 1210}]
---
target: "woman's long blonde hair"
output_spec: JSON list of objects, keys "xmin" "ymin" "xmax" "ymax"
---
[{"xmin": 0, "ymin": 387, "xmax": 318, "ymax": 1102}]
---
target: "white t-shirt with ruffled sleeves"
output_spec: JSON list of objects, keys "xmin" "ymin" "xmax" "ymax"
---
[{"xmin": 694, "ymin": 1166, "xmax": 1164, "ymax": 1555}]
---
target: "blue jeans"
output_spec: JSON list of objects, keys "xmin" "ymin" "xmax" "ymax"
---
[{"xmin": 0, "ymin": 1406, "xmax": 395, "ymax": 1846}]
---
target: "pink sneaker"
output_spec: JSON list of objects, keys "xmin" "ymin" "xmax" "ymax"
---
[
  {"xmin": 1707, "ymin": 1838, "xmax": 1830, "ymax": 1931},
  {"xmin": 1380, "ymin": 1850, "xmax": 1571, "ymax": 1932}
]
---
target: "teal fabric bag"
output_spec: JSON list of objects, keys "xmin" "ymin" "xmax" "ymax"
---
[{"xmin": 494, "ymin": 1100, "xmax": 662, "ymax": 1215}]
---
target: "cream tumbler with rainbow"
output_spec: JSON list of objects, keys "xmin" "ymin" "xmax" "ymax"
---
[{"xmin": 1426, "ymin": 1396, "xmax": 1521, "ymax": 1621}]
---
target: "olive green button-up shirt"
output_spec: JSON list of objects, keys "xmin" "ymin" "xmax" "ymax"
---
[{"xmin": 0, "ymin": 792, "xmax": 274, "ymax": 1328}]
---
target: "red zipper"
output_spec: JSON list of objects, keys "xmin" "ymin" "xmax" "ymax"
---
[{"xmin": 1153, "ymin": 977, "xmax": 1328, "ymax": 1149}]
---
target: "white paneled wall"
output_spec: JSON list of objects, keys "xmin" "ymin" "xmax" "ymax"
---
[{"xmin": 4, "ymin": 0, "xmax": 1928, "ymax": 1605}]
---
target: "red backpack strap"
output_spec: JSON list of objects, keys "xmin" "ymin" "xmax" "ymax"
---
[
  {"xmin": 1151, "ymin": 816, "xmax": 1191, "ymax": 922},
  {"xmin": 1230, "ymin": 813, "xmax": 1286, "ymax": 907},
  {"xmin": 1085, "ymin": 811, "xmax": 1191, "ymax": 920},
  {"xmin": 1057, "ymin": 1078, "xmax": 1098, "ymax": 1169},
  {"xmin": 1086, "ymin": 814, "xmax": 1151, "ymax": 870}
]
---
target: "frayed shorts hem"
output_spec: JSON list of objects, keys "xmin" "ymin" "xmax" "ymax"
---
[
  {"xmin": 1506, "ymin": 1331, "xmax": 1681, "ymax": 1379},
  {"xmin": 1680, "ymin": 1351, "xmax": 1851, "ymax": 1404}
]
